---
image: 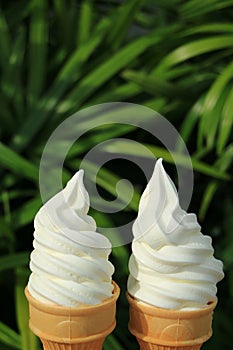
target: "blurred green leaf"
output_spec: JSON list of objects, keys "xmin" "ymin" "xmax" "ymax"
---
[
  {"xmin": 143, "ymin": 97, "xmax": 166, "ymax": 112},
  {"xmin": 217, "ymin": 87, "xmax": 233, "ymax": 154},
  {"xmin": 0, "ymin": 216, "xmax": 15, "ymax": 251},
  {"xmin": 11, "ymin": 197, "xmax": 41, "ymax": 229},
  {"xmin": 179, "ymin": 95, "xmax": 204, "ymax": 149},
  {"xmin": 181, "ymin": 0, "xmax": 233, "ymax": 18},
  {"xmin": 56, "ymin": 32, "xmax": 165, "ymax": 113},
  {"xmin": 0, "ymin": 142, "xmax": 38, "ymax": 181},
  {"xmin": 98, "ymin": 139, "xmax": 231, "ymax": 180},
  {"xmin": 184, "ymin": 23, "xmax": 233, "ymax": 35},
  {"xmin": 156, "ymin": 35, "xmax": 233, "ymax": 73},
  {"xmin": 199, "ymin": 145, "xmax": 233, "ymax": 219},
  {"xmin": 122, "ymin": 69, "xmax": 189, "ymax": 98},
  {"xmin": 200, "ymin": 60, "xmax": 233, "ymax": 149},
  {"xmin": 52, "ymin": 0, "xmax": 68, "ymax": 47},
  {"xmin": 0, "ymin": 321, "xmax": 21, "ymax": 349},
  {"xmin": 77, "ymin": 0, "xmax": 93, "ymax": 46},
  {"xmin": 88, "ymin": 82, "xmax": 141, "ymax": 105},
  {"xmin": 15, "ymin": 268, "xmax": 39, "ymax": 350},
  {"xmin": 11, "ymin": 16, "xmax": 111, "ymax": 151},
  {"xmin": 104, "ymin": 334, "xmax": 123, "ymax": 350},
  {"xmin": 1, "ymin": 28, "xmax": 25, "ymax": 115},
  {"xmin": 9, "ymin": 28, "xmax": 26, "ymax": 119},
  {"xmin": 0, "ymin": 252, "xmax": 29, "ymax": 272},
  {"xmin": 1, "ymin": 191, "xmax": 11, "ymax": 224},
  {"xmin": 106, "ymin": 0, "xmax": 143, "ymax": 50},
  {"xmin": 0, "ymin": 94, "xmax": 13, "ymax": 135},
  {"xmin": 0, "ymin": 8, "xmax": 11, "ymax": 69},
  {"xmin": 27, "ymin": 0, "xmax": 48, "ymax": 110},
  {"xmin": 67, "ymin": 124, "xmax": 135, "ymax": 159}
]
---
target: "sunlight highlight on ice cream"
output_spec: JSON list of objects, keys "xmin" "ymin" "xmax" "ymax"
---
[
  {"xmin": 128, "ymin": 158, "xmax": 224, "ymax": 310},
  {"xmin": 28, "ymin": 170, "xmax": 114, "ymax": 307}
]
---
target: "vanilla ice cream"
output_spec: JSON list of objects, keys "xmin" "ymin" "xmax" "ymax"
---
[
  {"xmin": 128, "ymin": 158, "xmax": 224, "ymax": 310},
  {"xmin": 28, "ymin": 170, "xmax": 114, "ymax": 307}
]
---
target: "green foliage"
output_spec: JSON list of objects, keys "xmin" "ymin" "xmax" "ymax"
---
[{"xmin": 0, "ymin": 0, "xmax": 233, "ymax": 349}]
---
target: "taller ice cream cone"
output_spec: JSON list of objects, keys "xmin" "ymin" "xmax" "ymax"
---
[
  {"xmin": 127, "ymin": 292, "xmax": 216, "ymax": 350},
  {"xmin": 127, "ymin": 159, "xmax": 224, "ymax": 349},
  {"xmin": 25, "ymin": 281, "xmax": 120, "ymax": 350}
]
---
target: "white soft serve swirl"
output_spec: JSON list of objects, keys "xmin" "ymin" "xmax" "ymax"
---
[
  {"xmin": 28, "ymin": 170, "xmax": 114, "ymax": 307},
  {"xmin": 128, "ymin": 158, "xmax": 224, "ymax": 310}
]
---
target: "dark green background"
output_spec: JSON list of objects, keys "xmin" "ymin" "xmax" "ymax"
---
[{"xmin": 0, "ymin": 0, "xmax": 233, "ymax": 349}]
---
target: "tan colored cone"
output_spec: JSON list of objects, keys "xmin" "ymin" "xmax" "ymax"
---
[
  {"xmin": 25, "ymin": 281, "xmax": 120, "ymax": 350},
  {"xmin": 127, "ymin": 292, "xmax": 216, "ymax": 350}
]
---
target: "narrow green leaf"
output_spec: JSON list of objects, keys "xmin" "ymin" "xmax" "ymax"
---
[
  {"xmin": 52, "ymin": 0, "xmax": 69, "ymax": 47},
  {"xmin": 143, "ymin": 97, "xmax": 166, "ymax": 111},
  {"xmin": 199, "ymin": 182, "xmax": 218, "ymax": 221},
  {"xmin": 2, "ymin": 28, "xmax": 26, "ymax": 119},
  {"xmin": 11, "ymin": 16, "xmax": 111, "ymax": 152},
  {"xmin": 0, "ymin": 252, "xmax": 29, "ymax": 272},
  {"xmin": 106, "ymin": 0, "xmax": 143, "ymax": 50},
  {"xmin": 122, "ymin": 69, "xmax": 189, "ymax": 98},
  {"xmin": 12, "ymin": 30, "xmax": 26, "ymax": 119},
  {"xmin": 0, "ymin": 8, "xmax": 11, "ymax": 69},
  {"xmin": 104, "ymin": 334, "xmax": 123, "ymax": 350},
  {"xmin": 87, "ymin": 82, "xmax": 141, "ymax": 106},
  {"xmin": 192, "ymin": 147, "xmax": 211, "ymax": 160},
  {"xmin": 11, "ymin": 197, "xmax": 41, "ymax": 229},
  {"xmin": 2, "ymin": 0, "xmax": 31, "ymax": 27},
  {"xmin": 15, "ymin": 268, "xmax": 39, "ymax": 350},
  {"xmin": 0, "ymin": 216, "xmax": 15, "ymax": 252},
  {"xmin": 63, "ymin": 0, "xmax": 80, "ymax": 52},
  {"xmin": 199, "ymin": 145, "xmax": 233, "ymax": 219},
  {"xmin": 1, "ymin": 190, "xmax": 11, "ymax": 224},
  {"xmin": 135, "ymin": 10, "xmax": 154, "ymax": 28},
  {"xmin": 67, "ymin": 124, "xmax": 135, "ymax": 159},
  {"xmin": 217, "ymin": 86, "xmax": 233, "ymax": 153},
  {"xmin": 0, "ymin": 142, "xmax": 38, "ymax": 181},
  {"xmin": 52, "ymin": 17, "xmax": 110, "ymax": 89},
  {"xmin": 56, "ymin": 33, "xmax": 163, "ymax": 113},
  {"xmin": 181, "ymin": 0, "xmax": 233, "ymax": 18},
  {"xmin": 27, "ymin": 0, "xmax": 48, "ymax": 110},
  {"xmin": 99, "ymin": 139, "xmax": 231, "ymax": 180},
  {"xmin": 155, "ymin": 65, "xmax": 194, "ymax": 80},
  {"xmin": 205, "ymin": 88, "xmax": 230, "ymax": 150},
  {"xmin": 184, "ymin": 23, "xmax": 233, "ymax": 36},
  {"xmin": 0, "ymin": 189, "xmax": 36, "ymax": 201},
  {"xmin": 0, "ymin": 93, "xmax": 14, "ymax": 134},
  {"xmin": 200, "ymin": 61, "xmax": 233, "ymax": 148},
  {"xmin": 77, "ymin": 0, "xmax": 93, "ymax": 45},
  {"xmin": 179, "ymin": 95, "xmax": 204, "ymax": 151},
  {"xmin": 0, "ymin": 321, "xmax": 21, "ymax": 349},
  {"xmin": 155, "ymin": 36, "xmax": 233, "ymax": 73}
]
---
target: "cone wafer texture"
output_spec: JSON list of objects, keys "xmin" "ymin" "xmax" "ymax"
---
[
  {"xmin": 41, "ymin": 338, "xmax": 104, "ymax": 350},
  {"xmin": 137, "ymin": 342, "xmax": 201, "ymax": 350},
  {"xmin": 25, "ymin": 281, "xmax": 120, "ymax": 350},
  {"xmin": 127, "ymin": 292, "xmax": 216, "ymax": 350}
]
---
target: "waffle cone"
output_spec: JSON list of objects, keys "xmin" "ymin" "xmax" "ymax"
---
[
  {"xmin": 25, "ymin": 281, "xmax": 120, "ymax": 350},
  {"xmin": 127, "ymin": 292, "xmax": 216, "ymax": 350}
]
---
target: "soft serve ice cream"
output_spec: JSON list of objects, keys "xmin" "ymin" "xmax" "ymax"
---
[
  {"xmin": 28, "ymin": 170, "xmax": 114, "ymax": 307},
  {"xmin": 128, "ymin": 158, "xmax": 224, "ymax": 310}
]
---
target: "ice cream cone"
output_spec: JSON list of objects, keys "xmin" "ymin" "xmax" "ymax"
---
[
  {"xmin": 25, "ymin": 281, "xmax": 120, "ymax": 350},
  {"xmin": 127, "ymin": 292, "xmax": 217, "ymax": 350}
]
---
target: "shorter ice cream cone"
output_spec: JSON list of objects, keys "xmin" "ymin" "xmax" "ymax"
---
[
  {"xmin": 25, "ymin": 281, "xmax": 120, "ymax": 350},
  {"xmin": 127, "ymin": 292, "xmax": 216, "ymax": 350}
]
